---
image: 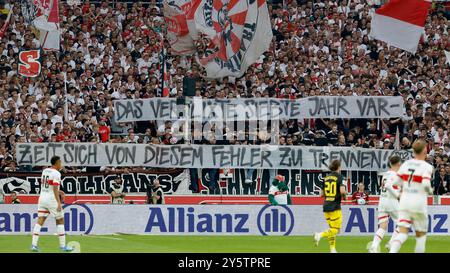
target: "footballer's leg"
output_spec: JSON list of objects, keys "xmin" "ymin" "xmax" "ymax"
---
[
  {"xmin": 369, "ymin": 212, "xmax": 389, "ymax": 253},
  {"xmin": 314, "ymin": 211, "xmax": 332, "ymax": 246},
  {"xmin": 386, "ymin": 210, "xmax": 399, "ymax": 250},
  {"xmin": 412, "ymin": 213, "xmax": 428, "ymax": 253},
  {"xmin": 316, "ymin": 210, "xmax": 341, "ymax": 252},
  {"xmin": 389, "ymin": 211, "xmax": 411, "ymax": 253},
  {"xmin": 31, "ymin": 205, "xmax": 50, "ymax": 252},
  {"xmin": 50, "ymin": 205, "xmax": 73, "ymax": 252}
]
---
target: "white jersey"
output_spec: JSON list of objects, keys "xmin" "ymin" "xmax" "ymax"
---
[
  {"xmin": 394, "ymin": 159, "xmax": 433, "ymax": 213},
  {"xmin": 269, "ymin": 185, "xmax": 289, "ymax": 205},
  {"xmin": 39, "ymin": 167, "xmax": 61, "ymax": 203},
  {"xmin": 378, "ymin": 170, "xmax": 400, "ymax": 212}
]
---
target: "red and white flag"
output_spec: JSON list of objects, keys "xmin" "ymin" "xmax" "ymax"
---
[
  {"xmin": 370, "ymin": 0, "xmax": 431, "ymax": 54},
  {"xmin": 160, "ymin": 36, "xmax": 171, "ymax": 97},
  {"xmin": 192, "ymin": 0, "xmax": 273, "ymax": 78},
  {"xmin": 164, "ymin": 0, "xmax": 196, "ymax": 55},
  {"xmin": 162, "ymin": 56, "xmax": 170, "ymax": 97},
  {"xmin": 33, "ymin": 0, "xmax": 60, "ymax": 51},
  {"xmin": 0, "ymin": 6, "xmax": 13, "ymax": 39}
]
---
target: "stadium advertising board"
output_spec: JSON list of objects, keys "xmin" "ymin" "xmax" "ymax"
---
[
  {"xmin": 113, "ymin": 96, "xmax": 405, "ymax": 122},
  {"xmin": 0, "ymin": 205, "xmax": 448, "ymax": 236},
  {"xmin": 16, "ymin": 143, "xmax": 412, "ymax": 170}
]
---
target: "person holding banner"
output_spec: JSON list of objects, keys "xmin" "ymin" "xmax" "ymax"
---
[{"xmin": 314, "ymin": 160, "xmax": 347, "ymax": 253}]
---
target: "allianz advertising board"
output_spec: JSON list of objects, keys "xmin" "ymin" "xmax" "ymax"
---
[{"xmin": 0, "ymin": 205, "xmax": 448, "ymax": 236}]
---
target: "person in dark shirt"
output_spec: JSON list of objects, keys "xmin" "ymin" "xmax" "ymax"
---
[
  {"xmin": 314, "ymin": 159, "xmax": 347, "ymax": 253},
  {"xmin": 151, "ymin": 179, "xmax": 165, "ymax": 204},
  {"xmin": 326, "ymin": 124, "xmax": 339, "ymax": 146},
  {"xmin": 10, "ymin": 191, "xmax": 21, "ymax": 204},
  {"xmin": 434, "ymin": 167, "xmax": 450, "ymax": 195}
]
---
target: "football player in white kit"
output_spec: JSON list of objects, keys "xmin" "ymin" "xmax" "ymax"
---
[
  {"xmin": 31, "ymin": 156, "xmax": 74, "ymax": 252},
  {"xmin": 368, "ymin": 155, "xmax": 402, "ymax": 253},
  {"xmin": 389, "ymin": 140, "xmax": 434, "ymax": 253}
]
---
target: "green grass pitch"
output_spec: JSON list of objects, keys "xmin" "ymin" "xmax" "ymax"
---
[{"xmin": 0, "ymin": 235, "xmax": 449, "ymax": 253}]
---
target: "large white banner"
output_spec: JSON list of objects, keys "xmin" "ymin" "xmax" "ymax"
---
[
  {"xmin": 113, "ymin": 96, "xmax": 405, "ymax": 122},
  {"xmin": 1, "ymin": 205, "xmax": 448, "ymax": 236},
  {"xmin": 193, "ymin": 0, "xmax": 273, "ymax": 78},
  {"xmin": 16, "ymin": 143, "xmax": 412, "ymax": 170}
]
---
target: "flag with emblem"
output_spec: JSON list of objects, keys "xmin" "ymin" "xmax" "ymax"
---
[
  {"xmin": 192, "ymin": 0, "xmax": 273, "ymax": 78},
  {"xmin": 369, "ymin": 0, "xmax": 431, "ymax": 54}
]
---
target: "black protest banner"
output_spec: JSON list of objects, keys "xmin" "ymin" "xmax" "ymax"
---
[
  {"xmin": 16, "ymin": 143, "xmax": 413, "ymax": 171},
  {"xmin": 0, "ymin": 168, "xmax": 382, "ymax": 196},
  {"xmin": 0, "ymin": 169, "xmax": 190, "ymax": 195},
  {"xmin": 113, "ymin": 96, "xmax": 405, "ymax": 122}
]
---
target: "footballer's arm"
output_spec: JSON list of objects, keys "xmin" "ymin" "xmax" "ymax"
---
[
  {"xmin": 385, "ymin": 179, "xmax": 401, "ymax": 199},
  {"xmin": 53, "ymin": 184, "xmax": 62, "ymax": 211},
  {"xmin": 340, "ymin": 185, "xmax": 347, "ymax": 200}
]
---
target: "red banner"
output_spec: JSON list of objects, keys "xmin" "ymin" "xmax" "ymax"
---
[{"xmin": 18, "ymin": 50, "xmax": 41, "ymax": 78}]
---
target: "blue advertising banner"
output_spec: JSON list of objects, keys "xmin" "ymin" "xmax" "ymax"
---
[{"xmin": 0, "ymin": 205, "xmax": 448, "ymax": 236}]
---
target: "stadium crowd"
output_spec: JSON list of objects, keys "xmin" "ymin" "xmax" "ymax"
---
[{"xmin": 0, "ymin": 0, "xmax": 449, "ymax": 195}]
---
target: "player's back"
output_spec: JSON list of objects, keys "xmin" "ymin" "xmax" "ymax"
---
[
  {"xmin": 397, "ymin": 159, "xmax": 433, "ymax": 213},
  {"xmin": 322, "ymin": 172, "xmax": 343, "ymax": 212},
  {"xmin": 379, "ymin": 170, "xmax": 400, "ymax": 210},
  {"xmin": 39, "ymin": 168, "xmax": 61, "ymax": 202}
]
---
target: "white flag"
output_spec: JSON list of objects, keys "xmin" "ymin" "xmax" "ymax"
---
[{"xmin": 445, "ymin": 50, "xmax": 450, "ymax": 65}]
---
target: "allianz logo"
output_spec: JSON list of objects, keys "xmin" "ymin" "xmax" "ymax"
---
[
  {"xmin": 145, "ymin": 205, "xmax": 295, "ymax": 235},
  {"xmin": 0, "ymin": 204, "xmax": 94, "ymax": 234}
]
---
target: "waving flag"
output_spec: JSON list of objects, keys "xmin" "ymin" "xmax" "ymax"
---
[
  {"xmin": 369, "ymin": 0, "xmax": 431, "ymax": 54},
  {"xmin": 164, "ymin": 0, "xmax": 197, "ymax": 55},
  {"xmin": 33, "ymin": 0, "xmax": 60, "ymax": 51},
  {"xmin": 193, "ymin": 0, "xmax": 273, "ymax": 78},
  {"xmin": 445, "ymin": 50, "xmax": 450, "ymax": 65},
  {"xmin": 0, "ymin": 6, "xmax": 13, "ymax": 39}
]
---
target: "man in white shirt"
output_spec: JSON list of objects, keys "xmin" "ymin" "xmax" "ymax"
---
[{"xmin": 389, "ymin": 140, "xmax": 434, "ymax": 253}]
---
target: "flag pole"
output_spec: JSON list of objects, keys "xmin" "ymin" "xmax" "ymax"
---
[
  {"xmin": 160, "ymin": 33, "xmax": 165, "ymax": 97},
  {"xmin": 64, "ymin": 80, "xmax": 68, "ymax": 124}
]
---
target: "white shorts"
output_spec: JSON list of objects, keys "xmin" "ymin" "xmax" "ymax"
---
[
  {"xmin": 38, "ymin": 199, "xmax": 63, "ymax": 219},
  {"xmin": 397, "ymin": 211, "xmax": 428, "ymax": 233},
  {"xmin": 377, "ymin": 210, "xmax": 398, "ymax": 225}
]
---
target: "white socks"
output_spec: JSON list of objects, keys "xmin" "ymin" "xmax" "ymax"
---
[
  {"xmin": 389, "ymin": 232, "xmax": 408, "ymax": 253},
  {"xmin": 32, "ymin": 224, "xmax": 42, "ymax": 246},
  {"xmin": 388, "ymin": 228, "xmax": 399, "ymax": 247},
  {"xmin": 57, "ymin": 224, "xmax": 66, "ymax": 248},
  {"xmin": 371, "ymin": 228, "xmax": 386, "ymax": 249},
  {"xmin": 415, "ymin": 236, "xmax": 426, "ymax": 253}
]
